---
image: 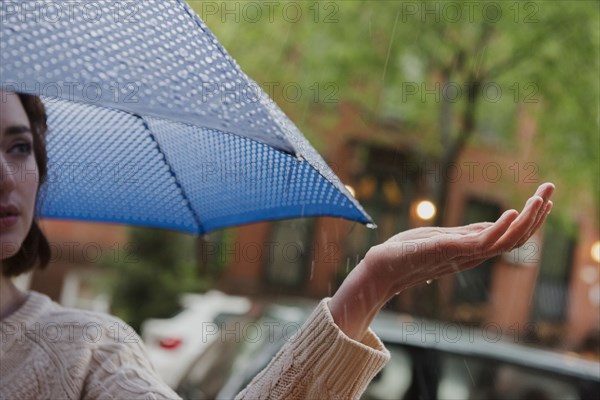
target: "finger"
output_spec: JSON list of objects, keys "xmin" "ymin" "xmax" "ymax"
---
[
  {"xmin": 493, "ymin": 195, "xmax": 544, "ymax": 253},
  {"xmin": 518, "ymin": 183, "xmax": 555, "ymax": 243},
  {"xmin": 478, "ymin": 209, "xmax": 519, "ymax": 245},
  {"xmin": 514, "ymin": 200, "xmax": 553, "ymax": 248},
  {"xmin": 511, "ymin": 183, "xmax": 554, "ymax": 249},
  {"xmin": 536, "ymin": 182, "xmax": 555, "ymax": 201}
]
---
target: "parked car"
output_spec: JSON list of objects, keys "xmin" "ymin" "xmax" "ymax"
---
[
  {"xmin": 142, "ymin": 293, "xmax": 600, "ymax": 399},
  {"xmin": 364, "ymin": 313, "xmax": 600, "ymax": 400},
  {"xmin": 140, "ymin": 290, "xmax": 253, "ymax": 389},
  {"xmin": 177, "ymin": 300, "xmax": 312, "ymax": 399}
]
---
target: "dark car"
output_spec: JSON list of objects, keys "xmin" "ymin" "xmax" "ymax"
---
[
  {"xmin": 173, "ymin": 302, "xmax": 600, "ymax": 400},
  {"xmin": 365, "ymin": 313, "xmax": 600, "ymax": 400}
]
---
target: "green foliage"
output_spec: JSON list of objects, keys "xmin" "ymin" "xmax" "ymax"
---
[
  {"xmin": 105, "ymin": 227, "xmax": 206, "ymax": 333},
  {"xmin": 194, "ymin": 0, "xmax": 599, "ymax": 213}
]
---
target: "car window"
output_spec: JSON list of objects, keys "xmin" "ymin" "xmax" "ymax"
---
[{"xmin": 362, "ymin": 344, "xmax": 598, "ymax": 400}]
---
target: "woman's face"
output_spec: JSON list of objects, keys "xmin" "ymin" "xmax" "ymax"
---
[{"xmin": 0, "ymin": 91, "xmax": 39, "ymax": 261}]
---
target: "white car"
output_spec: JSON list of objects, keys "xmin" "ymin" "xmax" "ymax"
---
[{"xmin": 140, "ymin": 290, "xmax": 252, "ymax": 389}]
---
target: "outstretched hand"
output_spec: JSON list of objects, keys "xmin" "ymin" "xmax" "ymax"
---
[{"xmin": 328, "ymin": 183, "xmax": 554, "ymax": 340}]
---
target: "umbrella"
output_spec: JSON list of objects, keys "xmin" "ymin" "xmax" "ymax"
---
[{"xmin": 0, "ymin": 0, "xmax": 374, "ymax": 235}]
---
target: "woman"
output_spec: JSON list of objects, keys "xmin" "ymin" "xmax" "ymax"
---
[{"xmin": 0, "ymin": 91, "xmax": 554, "ymax": 399}]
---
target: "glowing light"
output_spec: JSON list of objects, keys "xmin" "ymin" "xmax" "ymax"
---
[
  {"xmin": 592, "ymin": 241, "xmax": 600, "ymax": 263},
  {"xmin": 345, "ymin": 185, "xmax": 356, "ymax": 197},
  {"xmin": 416, "ymin": 200, "xmax": 436, "ymax": 220}
]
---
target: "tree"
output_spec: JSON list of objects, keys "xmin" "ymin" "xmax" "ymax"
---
[
  {"xmin": 195, "ymin": 0, "xmax": 599, "ymax": 228},
  {"xmin": 106, "ymin": 227, "xmax": 203, "ymax": 332}
]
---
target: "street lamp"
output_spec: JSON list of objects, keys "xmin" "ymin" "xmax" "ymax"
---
[
  {"xmin": 592, "ymin": 240, "xmax": 600, "ymax": 263},
  {"xmin": 345, "ymin": 185, "xmax": 356, "ymax": 198},
  {"xmin": 415, "ymin": 200, "xmax": 436, "ymax": 221}
]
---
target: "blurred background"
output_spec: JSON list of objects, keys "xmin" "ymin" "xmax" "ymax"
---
[{"xmin": 16, "ymin": 1, "xmax": 599, "ymax": 398}]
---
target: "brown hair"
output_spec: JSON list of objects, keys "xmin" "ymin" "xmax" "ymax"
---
[{"xmin": 2, "ymin": 93, "xmax": 51, "ymax": 277}]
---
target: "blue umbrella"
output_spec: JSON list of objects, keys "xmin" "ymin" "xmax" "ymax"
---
[{"xmin": 0, "ymin": 0, "xmax": 374, "ymax": 234}]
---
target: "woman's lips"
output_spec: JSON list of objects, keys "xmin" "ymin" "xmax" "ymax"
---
[{"xmin": 0, "ymin": 214, "xmax": 19, "ymax": 229}]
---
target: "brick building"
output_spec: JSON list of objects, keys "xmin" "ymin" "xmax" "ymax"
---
[{"xmin": 26, "ymin": 102, "xmax": 599, "ymax": 353}]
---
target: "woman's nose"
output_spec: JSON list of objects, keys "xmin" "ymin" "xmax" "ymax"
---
[{"xmin": 0, "ymin": 153, "xmax": 18, "ymax": 194}]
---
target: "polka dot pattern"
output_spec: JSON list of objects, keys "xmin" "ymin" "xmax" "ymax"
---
[
  {"xmin": 36, "ymin": 98, "xmax": 372, "ymax": 234},
  {"xmin": 1, "ymin": 0, "xmax": 294, "ymax": 152},
  {"xmin": 2, "ymin": 0, "xmax": 373, "ymax": 233},
  {"xmin": 37, "ymin": 98, "xmax": 198, "ymax": 232}
]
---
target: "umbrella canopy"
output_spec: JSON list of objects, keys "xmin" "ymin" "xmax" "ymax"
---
[{"xmin": 0, "ymin": 0, "xmax": 374, "ymax": 234}]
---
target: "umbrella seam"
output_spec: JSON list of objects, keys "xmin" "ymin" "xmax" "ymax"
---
[
  {"xmin": 148, "ymin": 3, "xmax": 371, "ymax": 221},
  {"xmin": 138, "ymin": 115, "xmax": 205, "ymax": 235}
]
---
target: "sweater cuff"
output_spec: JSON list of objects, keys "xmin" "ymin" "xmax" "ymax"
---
[{"xmin": 292, "ymin": 297, "xmax": 391, "ymax": 397}]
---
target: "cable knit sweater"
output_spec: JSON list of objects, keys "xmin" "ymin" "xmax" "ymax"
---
[{"xmin": 0, "ymin": 291, "xmax": 390, "ymax": 399}]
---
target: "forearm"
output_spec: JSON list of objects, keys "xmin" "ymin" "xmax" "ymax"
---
[{"xmin": 328, "ymin": 256, "xmax": 391, "ymax": 341}]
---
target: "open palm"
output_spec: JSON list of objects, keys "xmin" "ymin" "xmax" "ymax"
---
[{"xmin": 364, "ymin": 183, "xmax": 554, "ymax": 296}]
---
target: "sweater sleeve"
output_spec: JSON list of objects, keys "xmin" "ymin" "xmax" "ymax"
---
[
  {"xmin": 81, "ymin": 319, "xmax": 182, "ymax": 400},
  {"xmin": 235, "ymin": 298, "xmax": 391, "ymax": 400}
]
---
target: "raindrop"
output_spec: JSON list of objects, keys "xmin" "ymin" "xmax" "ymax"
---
[
  {"xmin": 178, "ymin": 48, "xmax": 189, "ymax": 58},
  {"xmin": 106, "ymin": 69, "xmax": 119, "ymax": 79}
]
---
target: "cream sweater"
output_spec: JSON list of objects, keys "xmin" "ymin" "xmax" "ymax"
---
[{"xmin": 0, "ymin": 291, "xmax": 390, "ymax": 399}]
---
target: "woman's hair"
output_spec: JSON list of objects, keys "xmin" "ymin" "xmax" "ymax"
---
[{"xmin": 2, "ymin": 93, "xmax": 51, "ymax": 277}]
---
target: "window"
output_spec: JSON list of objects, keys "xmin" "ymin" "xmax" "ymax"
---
[
  {"xmin": 345, "ymin": 144, "xmax": 420, "ymax": 267},
  {"xmin": 531, "ymin": 218, "xmax": 576, "ymax": 322},
  {"xmin": 264, "ymin": 218, "xmax": 315, "ymax": 290}
]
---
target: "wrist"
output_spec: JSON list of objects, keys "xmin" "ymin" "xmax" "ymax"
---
[
  {"xmin": 362, "ymin": 245, "xmax": 402, "ymax": 301},
  {"xmin": 328, "ymin": 258, "xmax": 391, "ymax": 341}
]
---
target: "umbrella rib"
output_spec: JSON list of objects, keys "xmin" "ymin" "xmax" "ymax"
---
[
  {"xmin": 173, "ymin": 0, "xmax": 301, "ymax": 156},
  {"xmin": 139, "ymin": 117, "xmax": 204, "ymax": 235}
]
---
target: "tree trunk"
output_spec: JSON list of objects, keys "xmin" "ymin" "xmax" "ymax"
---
[
  {"xmin": 434, "ymin": 79, "xmax": 480, "ymax": 227},
  {"xmin": 424, "ymin": 78, "xmax": 481, "ymax": 319}
]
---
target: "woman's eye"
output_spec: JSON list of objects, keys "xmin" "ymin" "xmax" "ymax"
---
[{"xmin": 10, "ymin": 142, "xmax": 33, "ymax": 155}]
